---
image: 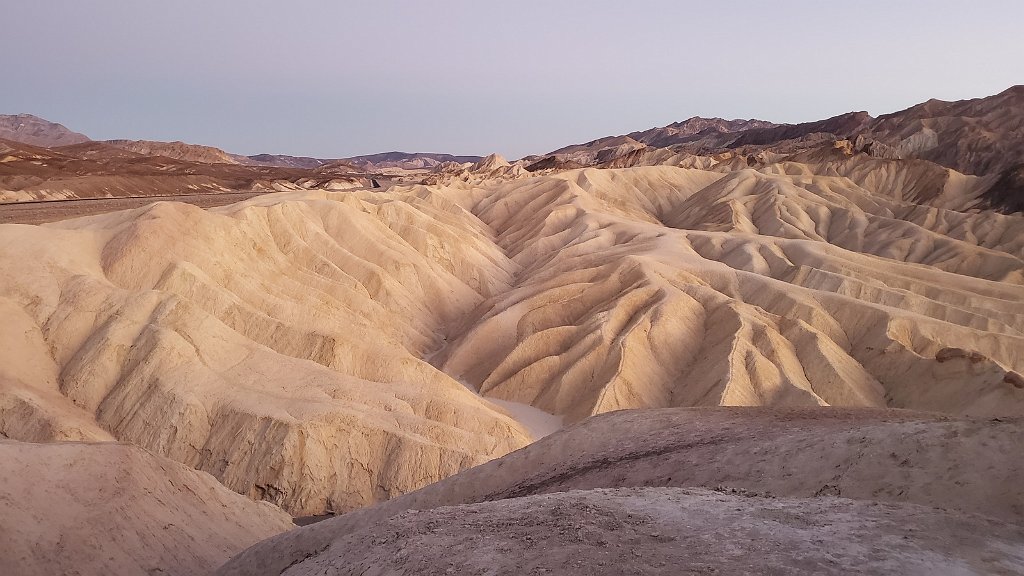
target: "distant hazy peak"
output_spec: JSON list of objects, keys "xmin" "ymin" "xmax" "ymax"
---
[
  {"xmin": 344, "ymin": 151, "xmax": 483, "ymax": 164},
  {"xmin": 103, "ymin": 139, "xmax": 240, "ymax": 164},
  {"xmin": 0, "ymin": 113, "xmax": 91, "ymax": 148},
  {"xmin": 660, "ymin": 116, "xmax": 778, "ymax": 134}
]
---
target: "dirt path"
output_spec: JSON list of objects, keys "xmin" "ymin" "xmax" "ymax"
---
[{"xmin": 0, "ymin": 191, "xmax": 267, "ymax": 224}]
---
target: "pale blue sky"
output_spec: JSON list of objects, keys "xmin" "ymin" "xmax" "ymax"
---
[{"xmin": 2, "ymin": 1, "xmax": 1022, "ymax": 158}]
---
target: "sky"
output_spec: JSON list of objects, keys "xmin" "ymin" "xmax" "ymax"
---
[{"xmin": 3, "ymin": 1, "xmax": 1022, "ymax": 159}]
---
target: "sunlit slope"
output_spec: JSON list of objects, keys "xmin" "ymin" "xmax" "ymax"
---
[
  {"xmin": 439, "ymin": 166, "xmax": 1023, "ymax": 422},
  {"xmin": 0, "ymin": 188, "xmax": 532, "ymax": 516}
]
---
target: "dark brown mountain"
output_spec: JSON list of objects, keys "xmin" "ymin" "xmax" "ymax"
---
[
  {"xmin": 244, "ymin": 154, "xmax": 329, "ymax": 169},
  {"xmin": 627, "ymin": 116, "xmax": 780, "ymax": 148},
  {"xmin": 544, "ymin": 86, "xmax": 1024, "ymax": 179},
  {"xmin": 0, "ymin": 138, "xmax": 365, "ymax": 205},
  {"xmin": 729, "ymin": 111, "xmax": 872, "ymax": 147},
  {"xmin": 342, "ymin": 151, "xmax": 483, "ymax": 171},
  {"xmin": 550, "ymin": 117, "xmax": 778, "ymax": 157},
  {"xmin": 856, "ymin": 85, "xmax": 1024, "ymax": 176},
  {"xmin": 532, "ymin": 87, "xmax": 1024, "ymax": 212}
]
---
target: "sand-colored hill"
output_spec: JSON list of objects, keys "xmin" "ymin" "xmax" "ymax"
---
[
  {"xmin": 2, "ymin": 120, "xmax": 1024, "ymax": 575},
  {"xmin": 0, "ymin": 440, "xmax": 293, "ymax": 576},
  {"xmin": 424, "ymin": 153, "xmax": 529, "ymax": 185},
  {"xmin": 0, "ymin": 187, "xmax": 533, "ymax": 517},
  {"xmin": 439, "ymin": 166, "xmax": 1023, "ymax": 423},
  {"xmin": 0, "ymin": 163, "xmax": 1022, "ymax": 526},
  {"xmin": 217, "ymin": 407, "xmax": 1024, "ymax": 575}
]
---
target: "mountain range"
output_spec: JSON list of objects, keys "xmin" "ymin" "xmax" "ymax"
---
[{"xmin": 4, "ymin": 85, "xmax": 1022, "ymax": 213}]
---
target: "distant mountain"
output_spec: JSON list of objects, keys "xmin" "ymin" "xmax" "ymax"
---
[
  {"xmin": 346, "ymin": 151, "xmax": 482, "ymax": 164},
  {"xmin": 0, "ymin": 137, "xmax": 367, "ymax": 204},
  {"xmin": 627, "ymin": 117, "xmax": 780, "ymax": 148},
  {"xmin": 543, "ymin": 113, "xmax": 878, "ymax": 163},
  {"xmin": 0, "ymin": 114, "xmax": 485, "ymax": 173},
  {"xmin": 858, "ymin": 85, "xmax": 1024, "ymax": 176},
  {"xmin": 524, "ymin": 86, "xmax": 1024, "ymax": 213},
  {"xmin": 235, "ymin": 151, "xmax": 485, "ymax": 172},
  {"xmin": 104, "ymin": 139, "xmax": 241, "ymax": 165},
  {"xmin": 729, "ymin": 111, "xmax": 872, "ymax": 148},
  {"xmin": 244, "ymin": 154, "xmax": 329, "ymax": 169},
  {"xmin": 342, "ymin": 151, "xmax": 483, "ymax": 171},
  {"xmin": 0, "ymin": 114, "xmax": 90, "ymax": 147},
  {"xmin": 548, "ymin": 118, "xmax": 778, "ymax": 160},
  {"xmin": 539, "ymin": 86, "xmax": 1024, "ymax": 180}
]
